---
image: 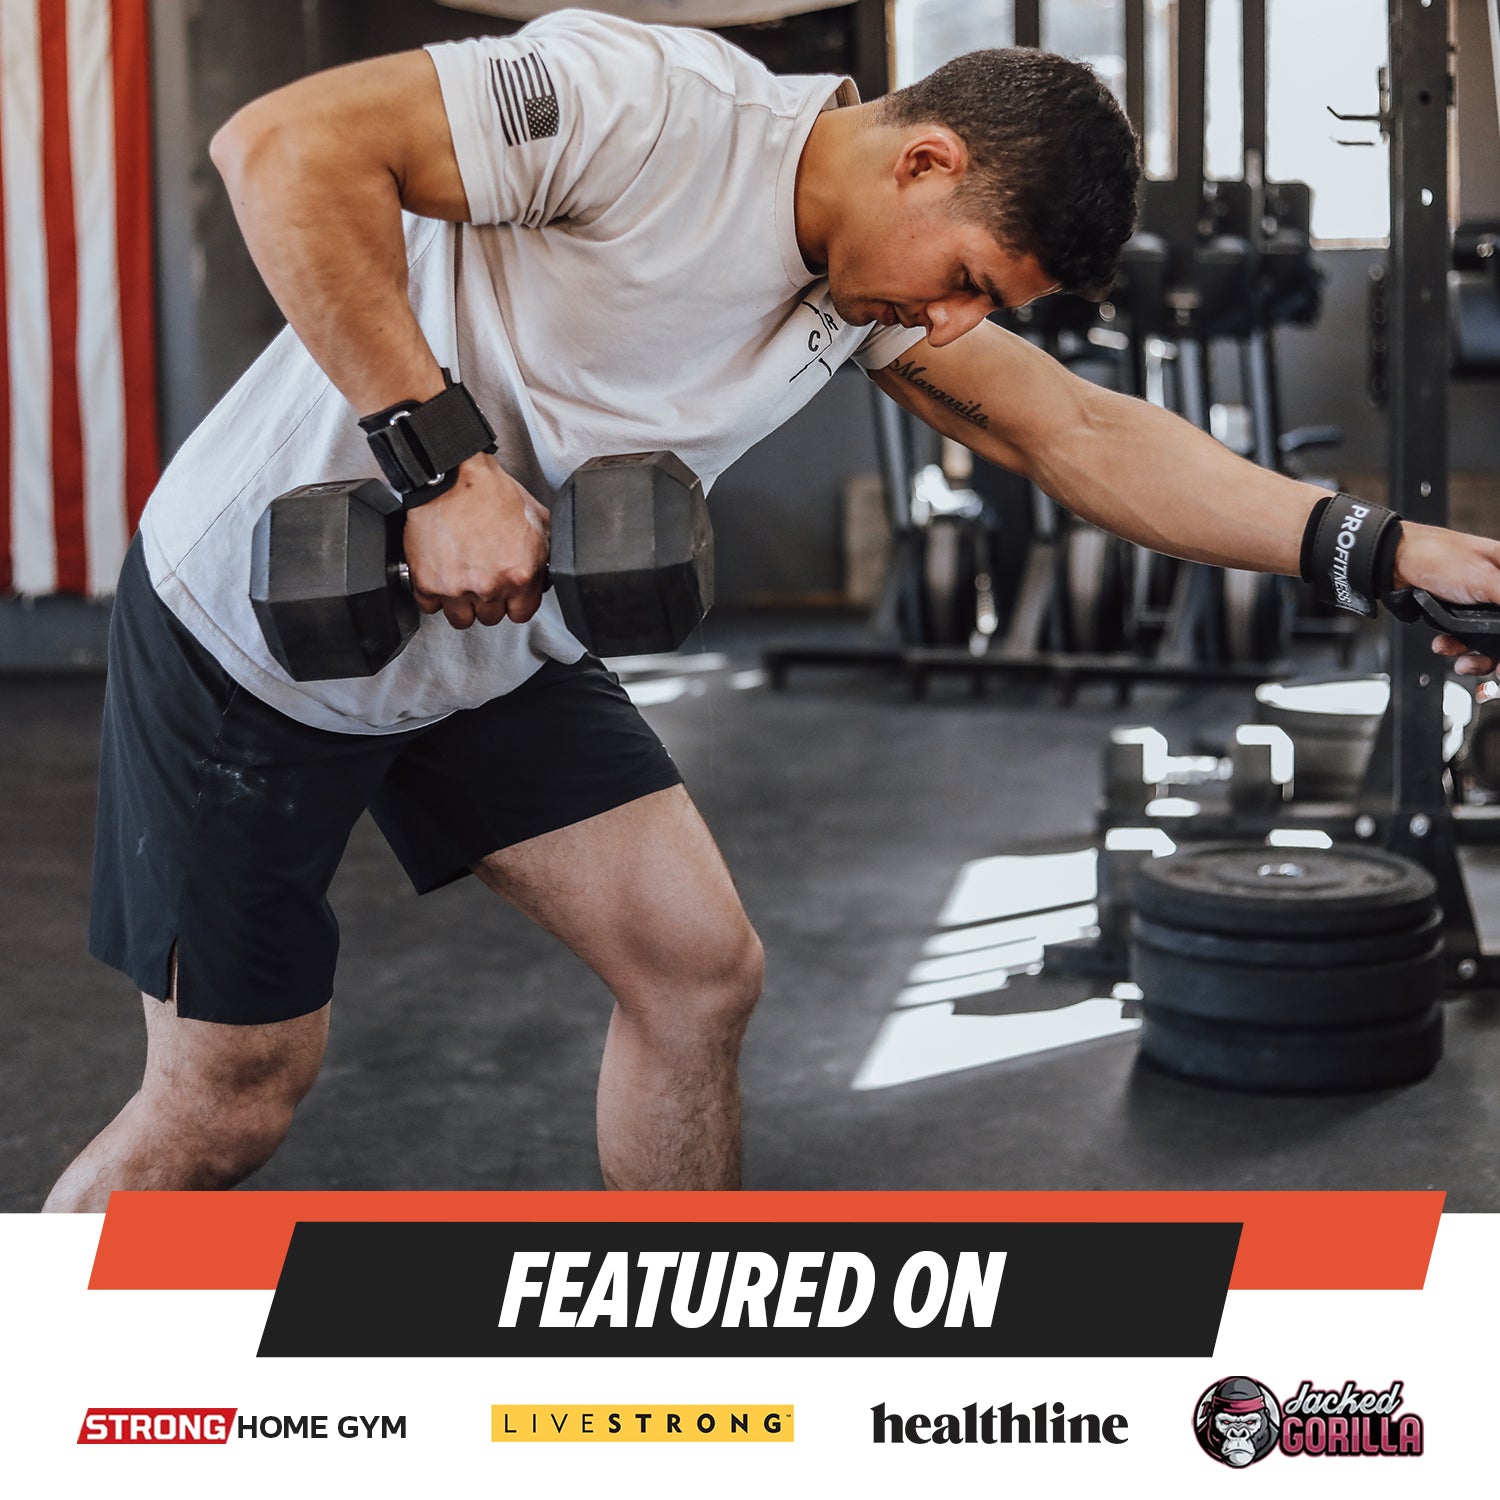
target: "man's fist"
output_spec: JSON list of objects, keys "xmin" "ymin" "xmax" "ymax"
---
[{"xmin": 402, "ymin": 453, "xmax": 550, "ymax": 630}]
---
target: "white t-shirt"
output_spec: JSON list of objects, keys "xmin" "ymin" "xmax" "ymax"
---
[{"xmin": 139, "ymin": 9, "xmax": 924, "ymax": 733}]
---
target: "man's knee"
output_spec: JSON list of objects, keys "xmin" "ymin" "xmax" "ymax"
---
[
  {"xmin": 615, "ymin": 916, "xmax": 765, "ymax": 1035},
  {"xmin": 188, "ymin": 1093, "xmax": 299, "ymax": 1188},
  {"xmin": 135, "ymin": 1062, "xmax": 307, "ymax": 1186},
  {"xmin": 730, "ymin": 924, "xmax": 766, "ymax": 1018},
  {"xmin": 139, "ymin": 1001, "xmax": 328, "ymax": 1186},
  {"xmin": 703, "ymin": 919, "xmax": 765, "ymax": 1027}
]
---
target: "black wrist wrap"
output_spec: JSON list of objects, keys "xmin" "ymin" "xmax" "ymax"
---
[
  {"xmin": 1298, "ymin": 493, "xmax": 1404, "ymax": 619},
  {"xmin": 359, "ymin": 370, "xmax": 497, "ymax": 508}
]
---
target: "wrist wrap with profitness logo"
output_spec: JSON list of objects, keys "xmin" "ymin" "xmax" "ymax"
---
[
  {"xmin": 1300, "ymin": 493, "xmax": 1500, "ymax": 656},
  {"xmin": 1298, "ymin": 492, "xmax": 1416, "ymax": 620}
]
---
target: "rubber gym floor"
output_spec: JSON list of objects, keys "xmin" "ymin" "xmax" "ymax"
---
[{"xmin": 5, "ymin": 611, "xmax": 1500, "ymax": 1211}]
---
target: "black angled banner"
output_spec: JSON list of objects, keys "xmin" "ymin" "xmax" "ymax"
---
[{"xmin": 257, "ymin": 1221, "xmax": 1239, "ymax": 1358}]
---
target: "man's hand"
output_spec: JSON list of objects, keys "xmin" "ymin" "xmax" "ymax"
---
[
  {"xmin": 1394, "ymin": 522, "xmax": 1500, "ymax": 676},
  {"xmin": 401, "ymin": 453, "xmax": 551, "ymax": 630}
]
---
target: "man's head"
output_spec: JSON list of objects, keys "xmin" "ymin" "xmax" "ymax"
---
[
  {"xmin": 879, "ymin": 48, "xmax": 1141, "ymax": 301},
  {"xmin": 807, "ymin": 48, "xmax": 1139, "ymax": 344}
]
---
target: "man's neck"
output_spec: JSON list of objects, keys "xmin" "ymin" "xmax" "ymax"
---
[{"xmin": 794, "ymin": 103, "xmax": 877, "ymax": 275}]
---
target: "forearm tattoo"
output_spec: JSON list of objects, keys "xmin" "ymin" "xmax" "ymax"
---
[{"xmin": 890, "ymin": 358, "xmax": 990, "ymax": 430}]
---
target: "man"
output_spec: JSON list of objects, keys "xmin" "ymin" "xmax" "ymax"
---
[{"xmin": 44, "ymin": 10, "xmax": 1500, "ymax": 1208}]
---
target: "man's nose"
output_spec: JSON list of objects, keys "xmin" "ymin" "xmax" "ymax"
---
[{"xmin": 923, "ymin": 296, "xmax": 991, "ymax": 348}]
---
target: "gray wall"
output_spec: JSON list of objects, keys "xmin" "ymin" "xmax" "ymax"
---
[
  {"xmin": 1275, "ymin": 259, "xmax": 1500, "ymax": 484},
  {"xmin": 149, "ymin": 0, "xmax": 487, "ymax": 456},
  {"xmin": 151, "ymin": 0, "xmax": 320, "ymax": 453}
]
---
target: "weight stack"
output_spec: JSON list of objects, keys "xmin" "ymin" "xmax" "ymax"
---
[{"xmin": 1129, "ymin": 844, "xmax": 1443, "ymax": 1093}]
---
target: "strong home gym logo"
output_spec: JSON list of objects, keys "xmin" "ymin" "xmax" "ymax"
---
[
  {"xmin": 1193, "ymin": 1376, "xmax": 1424, "ymax": 1466},
  {"xmin": 77, "ymin": 1409, "xmax": 407, "ymax": 1443}
]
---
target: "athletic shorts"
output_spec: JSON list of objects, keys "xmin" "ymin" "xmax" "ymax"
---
[{"xmin": 88, "ymin": 534, "xmax": 683, "ymax": 1025}]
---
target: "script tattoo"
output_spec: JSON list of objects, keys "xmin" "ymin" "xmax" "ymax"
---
[{"xmin": 890, "ymin": 358, "xmax": 990, "ymax": 429}]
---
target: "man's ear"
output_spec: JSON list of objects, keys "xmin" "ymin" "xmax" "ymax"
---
[{"xmin": 893, "ymin": 126, "xmax": 969, "ymax": 186}]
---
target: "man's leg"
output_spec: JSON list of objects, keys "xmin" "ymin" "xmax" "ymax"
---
[
  {"xmin": 473, "ymin": 785, "xmax": 763, "ymax": 1190},
  {"xmin": 43, "ymin": 984, "xmax": 329, "ymax": 1211}
]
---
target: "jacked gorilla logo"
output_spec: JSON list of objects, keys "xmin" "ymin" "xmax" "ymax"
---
[{"xmin": 1193, "ymin": 1376, "xmax": 1281, "ymax": 1468}]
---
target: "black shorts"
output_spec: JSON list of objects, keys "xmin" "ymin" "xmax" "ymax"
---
[{"xmin": 89, "ymin": 535, "xmax": 682, "ymax": 1025}]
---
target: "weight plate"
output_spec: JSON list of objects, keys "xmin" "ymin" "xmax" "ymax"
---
[
  {"xmin": 1455, "ymin": 697, "xmax": 1500, "ymax": 799},
  {"xmin": 1065, "ymin": 524, "xmax": 1131, "ymax": 652},
  {"xmin": 1254, "ymin": 676, "xmax": 1385, "ymax": 800},
  {"xmin": 1131, "ymin": 907, "xmax": 1444, "ymax": 969},
  {"xmin": 1223, "ymin": 569, "xmax": 1291, "ymax": 664},
  {"xmin": 1250, "ymin": 678, "xmax": 1472, "ymax": 801},
  {"xmin": 1138, "ymin": 1003, "xmax": 1443, "ymax": 1094},
  {"xmin": 920, "ymin": 516, "xmax": 979, "ymax": 647},
  {"xmin": 1131, "ymin": 933, "xmax": 1442, "ymax": 1027},
  {"xmin": 1141, "ymin": 548, "xmax": 1179, "ymax": 610},
  {"xmin": 1103, "ymin": 535, "xmax": 1135, "ymax": 649},
  {"xmin": 1254, "ymin": 675, "xmax": 1389, "ymax": 741},
  {"xmin": 1131, "ymin": 843, "xmax": 1438, "ymax": 937}
]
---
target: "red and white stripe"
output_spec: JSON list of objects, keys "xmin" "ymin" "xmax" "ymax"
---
[{"xmin": 0, "ymin": 0, "xmax": 158, "ymax": 598}]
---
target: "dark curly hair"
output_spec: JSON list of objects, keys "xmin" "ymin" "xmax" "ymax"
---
[{"xmin": 878, "ymin": 48, "xmax": 1140, "ymax": 300}]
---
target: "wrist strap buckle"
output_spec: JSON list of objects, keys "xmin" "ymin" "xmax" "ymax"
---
[{"xmin": 359, "ymin": 370, "xmax": 497, "ymax": 508}]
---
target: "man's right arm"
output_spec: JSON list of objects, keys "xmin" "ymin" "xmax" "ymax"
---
[{"xmin": 211, "ymin": 51, "xmax": 548, "ymax": 631}]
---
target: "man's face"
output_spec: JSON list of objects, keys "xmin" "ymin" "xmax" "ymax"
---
[{"xmin": 823, "ymin": 186, "xmax": 1058, "ymax": 347}]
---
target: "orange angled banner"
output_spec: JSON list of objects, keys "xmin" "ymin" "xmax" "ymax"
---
[{"xmin": 88, "ymin": 1189, "xmax": 1444, "ymax": 1292}]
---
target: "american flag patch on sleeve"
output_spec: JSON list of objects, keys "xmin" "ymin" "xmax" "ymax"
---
[{"xmin": 490, "ymin": 52, "xmax": 560, "ymax": 146}]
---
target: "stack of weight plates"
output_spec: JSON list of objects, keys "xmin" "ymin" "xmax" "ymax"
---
[{"xmin": 1130, "ymin": 843, "xmax": 1443, "ymax": 1092}]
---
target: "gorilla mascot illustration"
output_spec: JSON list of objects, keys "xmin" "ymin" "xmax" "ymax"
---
[{"xmin": 1194, "ymin": 1376, "xmax": 1281, "ymax": 1467}]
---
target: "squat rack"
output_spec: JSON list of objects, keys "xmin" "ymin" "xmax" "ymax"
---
[
  {"xmin": 1362, "ymin": 0, "xmax": 1495, "ymax": 986},
  {"xmin": 1071, "ymin": 0, "xmax": 1494, "ymax": 989}
]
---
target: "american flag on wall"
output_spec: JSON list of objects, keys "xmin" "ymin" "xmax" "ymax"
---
[{"xmin": 0, "ymin": 0, "xmax": 158, "ymax": 598}]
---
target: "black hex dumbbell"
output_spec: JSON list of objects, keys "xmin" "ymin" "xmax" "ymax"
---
[{"xmin": 249, "ymin": 451, "xmax": 714, "ymax": 681}]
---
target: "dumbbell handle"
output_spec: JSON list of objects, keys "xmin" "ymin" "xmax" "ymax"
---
[
  {"xmin": 388, "ymin": 555, "xmax": 554, "ymax": 601},
  {"xmin": 1407, "ymin": 591, "xmax": 1500, "ymax": 661}
]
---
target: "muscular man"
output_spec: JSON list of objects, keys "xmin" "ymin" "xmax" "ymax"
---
[{"xmin": 45, "ymin": 10, "xmax": 1500, "ymax": 1207}]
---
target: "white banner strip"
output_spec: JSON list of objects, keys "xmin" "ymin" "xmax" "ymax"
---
[
  {"xmin": 2, "ymin": 0, "xmax": 56, "ymax": 594},
  {"xmin": 70, "ymin": 0, "xmax": 127, "ymax": 596}
]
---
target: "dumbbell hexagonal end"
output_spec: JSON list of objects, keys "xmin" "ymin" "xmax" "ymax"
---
[
  {"xmin": 249, "ymin": 479, "xmax": 418, "ymax": 681},
  {"xmin": 552, "ymin": 451, "xmax": 713, "ymax": 657}
]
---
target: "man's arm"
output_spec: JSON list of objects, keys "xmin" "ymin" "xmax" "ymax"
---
[
  {"xmin": 211, "ymin": 52, "xmax": 547, "ymax": 632},
  {"xmin": 872, "ymin": 321, "xmax": 1321, "ymax": 572},
  {"xmin": 872, "ymin": 322, "xmax": 1500, "ymax": 667}
]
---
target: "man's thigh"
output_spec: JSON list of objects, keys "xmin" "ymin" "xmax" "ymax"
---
[
  {"xmin": 141, "ymin": 991, "xmax": 331, "ymax": 1103},
  {"xmin": 472, "ymin": 785, "xmax": 757, "ymax": 995}
]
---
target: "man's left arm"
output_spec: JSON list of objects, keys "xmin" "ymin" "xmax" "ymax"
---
[{"xmin": 871, "ymin": 323, "xmax": 1500, "ymax": 667}]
